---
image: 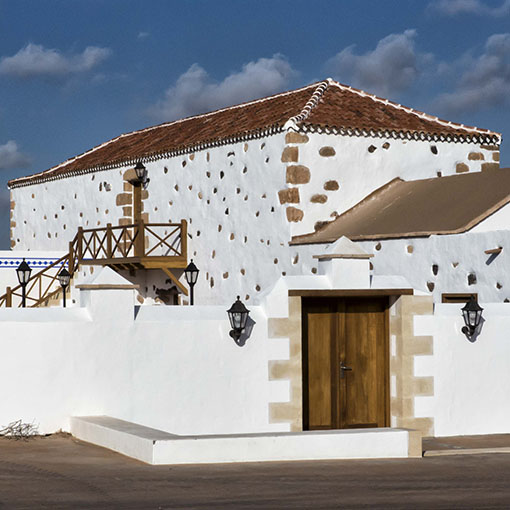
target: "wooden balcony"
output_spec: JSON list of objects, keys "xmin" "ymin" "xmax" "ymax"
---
[
  {"xmin": 74, "ymin": 221, "xmax": 187, "ymax": 272},
  {"xmin": 0, "ymin": 220, "xmax": 188, "ymax": 308}
]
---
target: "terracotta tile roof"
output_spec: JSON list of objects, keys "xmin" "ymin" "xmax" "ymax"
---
[
  {"xmin": 291, "ymin": 168, "xmax": 510, "ymax": 245},
  {"xmin": 9, "ymin": 79, "xmax": 501, "ymax": 188}
]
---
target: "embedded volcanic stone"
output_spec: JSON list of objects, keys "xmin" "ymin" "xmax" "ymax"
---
[
  {"xmin": 278, "ymin": 188, "xmax": 300, "ymax": 204},
  {"xmin": 368, "ymin": 145, "xmax": 377, "ymax": 153},
  {"xmin": 324, "ymin": 180, "xmax": 339, "ymax": 191},
  {"xmin": 285, "ymin": 132, "xmax": 309, "ymax": 144},
  {"xmin": 382, "ymin": 142, "xmax": 390, "ymax": 150},
  {"xmin": 286, "ymin": 206, "xmax": 304, "ymax": 222},
  {"xmin": 286, "ymin": 165, "xmax": 310, "ymax": 184},
  {"xmin": 311, "ymin": 194, "xmax": 328, "ymax": 204},
  {"xmin": 116, "ymin": 193, "xmax": 132, "ymax": 206},
  {"xmin": 468, "ymin": 152, "xmax": 484, "ymax": 160},
  {"xmin": 468, "ymin": 273, "xmax": 477, "ymax": 285},
  {"xmin": 456, "ymin": 163, "xmax": 469, "ymax": 173},
  {"xmin": 281, "ymin": 146, "xmax": 298, "ymax": 162},
  {"xmin": 407, "ymin": 245, "xmax": 414, "ymax": 254},
  {"xmin": 482, "ymin": 162, "xmax": 499, "ymax": 171},
  {"xmin": 319, "ymin": 146, "xmax": 336, "ymax": 157},
  {"xmin": 430, "ymin": 145, "xmax": 438, "ymax": 155},
  {"xmin": 427, "ymin": 281, "xmax": 435, "ymax": 292}
]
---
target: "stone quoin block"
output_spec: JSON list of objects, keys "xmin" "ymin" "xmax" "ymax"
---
[
  {"xmin": 468, "ymin": 152, "xmax": 484, "ymax": 160},
  {"xmin": 455, "ymin": 163, "xmax": 469, "ymax": 173},
  {"xmin": 493, "ymin": 152, "xmax": 500, "ymax": 161},
  {"xmin": 116, "ymin": 193, "xmax": 132, "ymax": 206},
  {"xmin": 285, "ymin": 132, "xmax": 309, "ymax": 144},
  {"xmin": 286, "ymin": 165, "xmax": 310, "ymax": 184},
  {"xmin": 319, "ymin": 146, "xmax": 336, "ymax": 157},
  {"xmin": 480, "ymin": 144, "xmax": 499, "ymax": 151},
  {"xmin": 482, "ymin": 162, "xmax": 499, "ymax": 172},
  {"xmin": 281, "ymin": 146, "xmax": 299, "ymax": 163},
  {"xmin": 323, "ymin": 180, "xmax": 339, "ymax": 191},
  {"xmin": 310, "ymin": 194, "xmax": 328, "ymax": 204},
  {"xmin": 123, "ymin": 182, "xmax": 132, "ymax": 192},
  {"xmin": 123, "ymin": 168, "xmax": 137, "ymax": 181},
  {"xmin": 141, "ymin": 189, "xmax": 149, "ymax": 200},
  {"xmin": 278, "ymin": 188, "xmax": 300, "ymax": 204},
  {"xmin": 286, "ymin": 207, "xmax": 304, "ymax": 222}
]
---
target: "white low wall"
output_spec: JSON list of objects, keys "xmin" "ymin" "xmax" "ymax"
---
[
  {"xmin": 415, "ymin": 303, "xmax": 510, "ymax": 437},
  {"xmin": 0, "ymin": 285, "xmax": 283, "ymax": 436}
]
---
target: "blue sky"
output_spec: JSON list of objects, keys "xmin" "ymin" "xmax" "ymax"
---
[{"xmin": 1, "ymin": 0, "xmax": 510, "ymax": 247}]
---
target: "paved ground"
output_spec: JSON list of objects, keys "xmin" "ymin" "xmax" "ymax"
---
[{"xmin": 1, "ymin": 435, "xmax": 510, "ymax": 509}]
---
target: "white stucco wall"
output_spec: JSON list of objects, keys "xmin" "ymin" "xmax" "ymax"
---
[
  {"xmin": 9, "ymin": 129, "xmax": 497, "ymax": 306},
  {"xmin": 0, "ymin": 286, "xmax": 287, "ymax": 436},
  {"xmin": 357, "ymin": 230, "xmax": 510, "ymax": 303},
  {"xmin": 414, "ymin": 303, "xmax": 510, "ymax": 437},
  {"xmin": 291, "ymin": 132, "xmax": 493, "ymax": 236}
]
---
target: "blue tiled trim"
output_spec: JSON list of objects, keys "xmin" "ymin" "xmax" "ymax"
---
[{"xmin": 0, "ymin": 257, "xmax": 65, "ymax": 269}]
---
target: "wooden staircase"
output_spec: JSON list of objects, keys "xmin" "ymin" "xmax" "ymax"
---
[{"xmin": 0, "ymin": 220, "xmax": 188, "ymax": 308}]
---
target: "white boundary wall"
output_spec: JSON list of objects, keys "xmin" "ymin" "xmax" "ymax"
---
[
  {"xmin": 415, "ymin": 303, "xmax": 510, "ymax": 437},
  {"xmin": 0, "ymin": 286, "xmax": 285, "ymax": 436}
]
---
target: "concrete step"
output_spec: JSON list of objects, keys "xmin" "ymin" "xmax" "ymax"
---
[
  {"xmin": 423, "ymin": 434, "xmax": 510, "ymax": 457},
  {"xmin": 70, "ymin": 416, "xmax": 421, "ymax": 465}
]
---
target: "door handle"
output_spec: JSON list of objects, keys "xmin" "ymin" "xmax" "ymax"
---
[{"xmin": 340, "ymin": 361, "xmax": 352, "ymax": 378}]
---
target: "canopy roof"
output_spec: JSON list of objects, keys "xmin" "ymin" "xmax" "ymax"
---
[{"xmin": 291, "ymin": 169, "xmax": 510, "ymax": 244}]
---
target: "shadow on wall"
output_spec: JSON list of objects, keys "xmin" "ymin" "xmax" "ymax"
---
[
  {"xmin": 234, "ymin": 316, "xmax": 256, "ymax": 347},
  {"xmin": 465, "ymin": 316, "xmax": 485, "ymax": 344}
]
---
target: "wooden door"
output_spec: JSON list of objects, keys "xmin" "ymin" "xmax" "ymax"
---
[{"xmin": 302, "ymin": 297, "xmax": 389, "ymax": 430}]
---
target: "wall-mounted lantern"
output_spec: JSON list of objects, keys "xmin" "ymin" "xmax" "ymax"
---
[
  {"xmin": 58, "ymin": 267, "xmax": 71, "ymax": 308},
  {"xmin": 461, "ymin": 295, "xmax": 483, "ymax": 338},
  {"xmin": 184, "ymin": 259, "xmax": 199, "ymax": 305},
  {"xmin": 134, "ymin": 162, "xmax": 150, "ymax": 189},
  {"xmin": 16, "ymin": 258, "xmax": 31, "ymax": 308},
  {"xmin": 227, "ymin": 296, "xmax": 250, "ymax": 342}
]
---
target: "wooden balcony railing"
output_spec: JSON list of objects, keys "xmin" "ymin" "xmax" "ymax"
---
[{"xmin": 0, "ymin": 220, "xmax": 187, "ymax": 308}]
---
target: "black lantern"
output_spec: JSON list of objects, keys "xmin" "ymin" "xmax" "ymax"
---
[
  {"xmin": 134, "ymin": 162, "xmax": 150, "ymax": 189},
  {"xmin": 16, "ymin": 258, "xmax": 31, "ymax": 308},
  {"xmin": 227, "ymin": 296, "xmax": 250, "ymax": 342},
  {"xmin": 184, "ymin": 259, "xmax": 199, "ymax": 305},
  {"xmin": 58, "ymin": 267, "xmax": 71, "ymax": 308},
  {"xmin": 461, "ymin": 295, "xmax": 483, "ymax": 338}
]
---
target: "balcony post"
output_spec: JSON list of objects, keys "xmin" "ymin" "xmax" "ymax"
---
[
  {"xmin": 181, "ymin": 219, "xmax": 188, "ymax": 259},
  {"xmin": 5, "ymin": 286, "xmax": 11, "ymax": 308},
  {"xmin": 134, "ymin": 219, "xmax": 145, "ymax": 258},
  {"xmin": 106, "ymin": 223, "xmax": 113, "ymax": 259},
  {"xmin": 77, "ymin": 227, "xmax": 84, "ymax": 262},
  {"xmin": 68, "ymin": 241, "xmax": 74, "ymax": 274}
]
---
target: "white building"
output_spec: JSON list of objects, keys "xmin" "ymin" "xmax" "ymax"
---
[{"xmin": 1, "ymin": 78, "xmax": 509, "ymax": 461}]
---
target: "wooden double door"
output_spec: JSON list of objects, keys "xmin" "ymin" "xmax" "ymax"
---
[{"xmin": 302, "ymin": 297, "xmax": 389, "ymax": 430}]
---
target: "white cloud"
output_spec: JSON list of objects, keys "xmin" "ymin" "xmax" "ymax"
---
[
  {"xmin": 432, "ymin": 33, "xmax": 510, "ymax": 114},
  {"xmin": 0, "ymin": 141, "xmax": 30, "ymax": 169},
  {"xmin": 149, "ymin": 54, "xmax": 296, "ymax": 120},
  {"xmin": 0, "ymin": 43, "xmax": 112, "ymax": 78},
  {"xmin": 429, "ymin": 0, "xmax": 510, "ymax": 16},
  {"xmin": 137, "ymin": 32, "xmax": 150, "ymax": 40},
  {"xmin": 326, "ymin": 30, "xmax": 429, "ymax": 98}
]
